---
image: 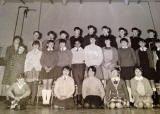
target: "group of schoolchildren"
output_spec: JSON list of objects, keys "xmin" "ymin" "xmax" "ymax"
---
[{"xmin": 2, "ymin": 25, "xmax": 160, "ymax": 110}]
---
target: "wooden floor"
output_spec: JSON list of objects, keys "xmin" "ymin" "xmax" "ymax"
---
[{"xmin": 0, "ymin": 102, "xmax": 160, "ymax": 114}]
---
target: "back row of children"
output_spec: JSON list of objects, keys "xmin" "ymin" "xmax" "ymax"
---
[{"xmin": 2, "ymin": 25, "xmax": 160, "ymax": 110}]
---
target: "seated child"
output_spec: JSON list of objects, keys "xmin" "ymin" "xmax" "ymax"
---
[
  {"xmin": 82, "ymin": 66, "xmax": 105, "ymax": 109},
  {"xmin": 53, "ymin": 66, "xmax": 75, "ymax": 109},
  {"xmin": 104, "ymin": 68, "xmax": 129, "ymax": 109},
  {"xmin": 131, "ymin": 67, "xmax": 153, "ymax": 108},
  {"xmin": 7, "ymin": 73, "xmax": 31, "ymax": 110}
]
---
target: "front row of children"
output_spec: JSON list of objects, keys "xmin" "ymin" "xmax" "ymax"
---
[{"xmin": 7, "ymin": 65, "xmax": 153, "ymax": 110}]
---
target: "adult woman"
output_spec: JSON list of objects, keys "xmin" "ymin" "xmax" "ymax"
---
[{"xmin": 3, "ymin": 36, "xmax": 22, "ymax": 85}]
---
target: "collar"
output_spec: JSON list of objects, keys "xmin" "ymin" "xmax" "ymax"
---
[
  {"xmin": 134, "ymin": 76, "xmax": 143, "ymax": 81},
  {"xmin": 122, "ymin": 46, "xmax": 128, "ymax": 49},
  {"xmin": 74, "ymin": 47, "xmax": 82, "ymax": 51},
  {"xmin": 140, "ymin": 47, "xmax": 147, "ymax": 51},
  {"xmin": 47, "ymin": 47, "xmax": 53, "ymax": 51},
  {"xmin": 60, "ymin": 47, "xmax": 67, "ymax": 51}
]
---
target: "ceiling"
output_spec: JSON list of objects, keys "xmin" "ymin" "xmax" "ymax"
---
[{"xmin": 1, "ymin": 0, "xmax": 160, "ymax": 5}]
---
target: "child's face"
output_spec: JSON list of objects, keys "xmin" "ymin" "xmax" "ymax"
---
[
  {"xmin": 139, "ymin": 41, "xmax": 146, "ymax": 47},
  {"xmin": 90, "ymin": 38, "xmax": 96, "ymax": 44},
  {"xmin": 63, "ymin": 68, "xmax": 70, "ymax": 76},
  {"xmin": 102, "ymin": 28, "xmax": 109, "ymax": 35},
  {"xmin": 75, "ymin": 30, "xmax": 80, "ymax": 36},
  {"xmin": 33, "ymin": 44, "xmax": 39, "ymax": 50},
  {"xmin": 105, "ymin": 40, "xmax": 111, "ymax": 47},
  {"xmin": 119, "ymin": 30, "xmax": 125, "ymax": 37},
  {"xmin": 111, "ymin": 70, "xmax": 119, "ymax": 78},
  {"xmin": 59, "ymin": 42, "xmax": 66, "ymax": 49},
  {"xmin": 88, "ymin": 69, "xmax": 95, "ymax": 77},
  {"xmin": 148, "ymin": 32, "xmax": 154, "ymax": 38},
  {"xmin": 132, "ymin": 30, "xmax": 138, "ymax": 37},
  {"xmin": 48, "ymin": 42, "xmax": 54, "ymax": 49},
  {"xmin": 18, "ymin": 46, "xmax": 25, "ymax": 54},
  {"xmin": 33, "ymin": 32, "xmax": 40, "ymax": 40},
  {"xmin": 60, "ymin": 33, "xmax": 67, "ymax": 39},
  {"xmin": 155, "ymin": 42, "xmax": 160, "ymax": 48},
  {"xmin": 49, "ymin": 34, "xmax": 55, "ymax": 40},
  {"xmin": 74, "ymin": 41, "xmax": 81, "ymax": 48},
  {"xmin": 14, "ymin": 38, "xmax": 20, "ymax": 45},
  {"xmin": 89, "ymin": 28, "xmax": 94, "ymax": 34},
  {"xmin": 135, "ymin": 68, "xmax": 142, "ymax": 77},
  {"xmin": 121, "ymin": 41, "xmax": 128, "ymax": 48}
]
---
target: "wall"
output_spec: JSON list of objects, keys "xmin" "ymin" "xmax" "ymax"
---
[{"xmin": 0, "ymin": 2, "xmax": 160, "ymax": 47}]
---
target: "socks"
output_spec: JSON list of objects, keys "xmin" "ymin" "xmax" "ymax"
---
[
  {"xmin": 46, "ymin": 90, "xmax": 52, "ymax": 104},
  {"xmin": 42, "ymin": 90, "xmax": 47, "ymax": 104}
]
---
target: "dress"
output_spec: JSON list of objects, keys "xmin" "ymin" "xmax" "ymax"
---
[
  {"xmin": 39, "ymin": 50, "xmax": 58, "ymax": 80},
  {"xmin": 9, "ymin": 53, "xmax": 26, "ymax": 84},
  {"xmin": 136, "ymin": 48, "xmax": 155, "ymax": 80},
  {"xmin": 2, "ymin": 45, "xmax": 17, "ymax": 85},
  {"xmin": 101, "ymin": 47, "xmax": 118, "ymax": 80},
  {"xmin": 105, "ymin": 79, "xmax": 129, "ymax": 106}
]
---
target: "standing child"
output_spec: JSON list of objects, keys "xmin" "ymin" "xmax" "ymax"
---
[
  {"xmin": 9, "ymin": 44, "xmax": 27, "ymax": 85},
  {"xmin": 131, "ymin": 67, "xmax": 153, "ymax": 108},
  {"xmin": 39, "ymin": 40, "xmax": 58, "ymax": 105},
  {"xmin": 24, "ymin": 41, "xmax": 42, "ymax": 105},
  {"xmin": 136, "ymin": 39, "xmax": 156, "ymax": 91},
  {"xmin": 102, "ymin": 38, "xmax": 118, "ymax": 81},
  {"xmin": 71, "ymin": 39, "xmax": 85, "ymax": 107},
  {"xmin": 84, "ymin": 36, "xmax": 103, "ymax": 80},
  {"xmin": 54, "ymin": 66, "xmax": 75, "ymax": 109},
  {"xmin": 118, "ymin": 38, "xmax": 137, "ymax": 103},
  {"xmin": 53, "ymin": 39, "xmax": 72, "ymax": 80}
]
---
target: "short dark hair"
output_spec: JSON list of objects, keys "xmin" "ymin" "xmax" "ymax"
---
[
  {"xmin": 47, "ymin": 31, "xmax": 57, "ymax": 39},
  {"xmin": 147, "ymin": 29, "xmax": 157, "ymax": 38},
  {"xmin": 87, "ymin": 25, "xmax": 97, "ymax": 34},
  {"xmin": 120, "ymin": 38, "xmax": 129, "ymax": 43},
  {"xmin": 102, "ymin": 26, "xmax": 112, "ymax": 34},
  {"xmin": 32, "ymin": 40, "xmax": 40, "ymax": 47},
  {"xmin": 60, "ymin": 30, "xmax": 69, "ymax": 39},
  {"xmin": 33, "ymin": 31, "xmax": 42, "ymax": 40},
  {"xmin": 134, "ymin": 66, "xmax": 143, "ymax": 73},
  {"xmin": 138, "ymin": 38, "xmax": 146, "ymax": 44},
  {"xmin": 59, "ymin": 39, "xmax": 66, "ymax": 44},
  {"xmin": 62, "ymin": 66, "xmax": 72, "ymax": 73},
  {"xmin": 19, "ymin": 44, "xmax": 27, "ymax": 53},
  {"xmin": 131, "ymin": 27, "xmax": 142, "ymax": 37},
  {"xmin": 17, "ymin": 73, "xmax": 25, "ymax": 79},
  {"xmin": 74, "ymin": 27, "xmax": 83, "ymax": 36},
  {"xmin": 88, "ymin": 66, "xmax": 97, "ymax": 75},
  {"xmin": 46, "ymin": 40, "xmax": 55, "ymax": 49},
  {"xmin": 104, "ymin": 37, "xmax": 111, "ymax": 41},
  {"xmin": 118, "ymin": 27, "xmax": 128, "ymax": 36}
]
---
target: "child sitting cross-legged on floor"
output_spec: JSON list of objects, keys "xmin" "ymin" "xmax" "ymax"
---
[
  {"xmin": 7, "ymin": 73, "xmax": 31, "ymax": 110},
  {"xmin": 130, "ymin": 67, "xmax": 153, "ymax": 108},
  {"xmin": 104, "ymin": 68, "xmax": 129, "ymax": 109}
]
